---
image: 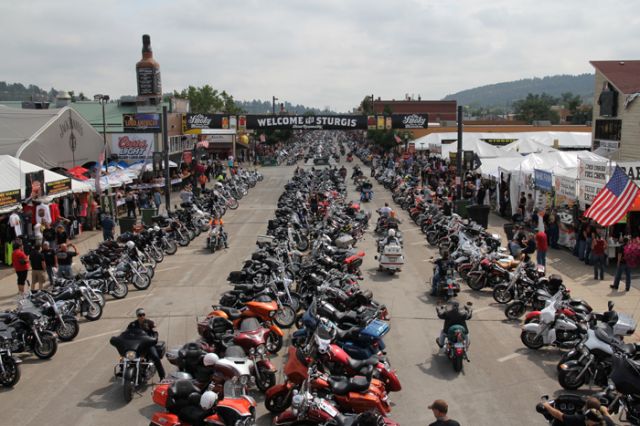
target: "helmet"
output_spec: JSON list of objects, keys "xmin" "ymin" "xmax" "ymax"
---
[
  {"xmin": 388, "ymin": 229, "xmax": 396, "ymax": 237},
  {"xmin": 214, "ymin": 182, "xmax": 223, "ymax": 189},
  {"xmin": 153, "ymin": 225, "xmax": 160, "ymax": 232},
  {"xmin": 200, "ymin": 391, "xmax": 218, "ymax": 410},
  {"xmin": 126, "ymin": 241, "xmax": 135, "ymax": 250},
  {"xmin": 203, "ymin": 353, "xmax": 219, "ymax": 367}
]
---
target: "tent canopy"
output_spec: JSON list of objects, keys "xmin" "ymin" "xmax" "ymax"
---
[{"xmin": 0, "ymin": 105, "xmax": 104, "ymax": 169}]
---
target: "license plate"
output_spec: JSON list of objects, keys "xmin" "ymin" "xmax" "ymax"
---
[{"xmin": 454, "ymin": 343, "xmax": 464, "ymax": 348}]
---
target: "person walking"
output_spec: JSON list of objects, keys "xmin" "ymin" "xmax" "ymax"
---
[
  {"xmin": 428, "ymin": 399, "xmax": 460, "ymax": 426},
  {"xmin": 535, "ymin": 229, "xmax": 548, "ymax": 267},
  {"xmin": 125, "ymin": 191, "xmax": 137, "ymax": 218},
  {"xmin": 55, "ymin": 224, "xmax": 68, "ymax": 248},
  {"xmin": 153, "ymin": 189, "xmax": 162, "ymax": 213},
  {"xmin": 12, "ymin": 240, "xmax": 30, "ymax": 297},
  {"xmin": 29, "ymin": 244, "xmax": 47, "ymax": 291},
  {"xmin": 101, "ymin": 214, "xmax": 116, "ymax": 241},
  {"xmin": 591, "ymin": 232, "xmax": 607, "ymax": 281},
  {"xmin": 611, "ymin": 237, "xmax": 631, "ymax": 291},
  {"xmin": 42, "ymin": 241, "xmax": 57, "ymax": 286}
]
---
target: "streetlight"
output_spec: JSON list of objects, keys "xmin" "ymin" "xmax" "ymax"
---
[{"xmin": 94, "ymin": 94, "xmax": 112, "ymax": 215}]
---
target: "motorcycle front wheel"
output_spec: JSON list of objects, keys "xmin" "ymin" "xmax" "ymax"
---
[
  {"xmin": 0, "ymin": 356, "xmax": 20, "ymax": 387},
  {"xmin": 492, "ymin": 284, "xmax": 513, "ymax": 304},
  {"xmin": 111, "ymin": 281, "xmax": 129, "ymax": 299},
  {"xmin": 264, "ymin": 388, "xmax": 291, "ymax": 414},
  {"xmin": 265, "ymin": 331, "xmax": 283, "ymax": 354},
  {"xmin": 56, "ymin": 317, "xmax": 79, "ymax": 342},
  {"xmin": 558, "ymin": 368, "xmax": 585, "ymax": 390},
  {"xmin": 227, "ymin": 199, "xmax": 239, "ymax": 210},
  {"xmin": 123, "ymin": 368, "xmax": 135, "ymax": 402},
  {"xmin": 33, "ymin": 332, "xmax": 58, "ymax": 359},
  {"xmin": 520, "ymin": 330, "xmax": 545, "ymax": 350},
  {"xmin": 133, "ymin": 273, "xmax": 151, "ymax": 290},
  {"xmin": 504, "ymin": 301, "xmax": 527, "ymax": 320},
  {"xmin": 163, "ymin": 240, "xmax": 178, "ymax": 255},
  {"xmin": 274, "ymin": 306, "xmax": 296, "ymax": 328},
  {"xmin": 256, "ymin": 368, "xmax": 276, "ymax": 392}
]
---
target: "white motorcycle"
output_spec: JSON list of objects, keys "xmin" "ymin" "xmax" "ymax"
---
[{"xmin": 375, "ymin": 232, "xmax": 404, "ymax": 275}]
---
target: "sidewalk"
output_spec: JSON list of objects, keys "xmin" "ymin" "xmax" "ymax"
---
[{"xmin": 487, "ymin": 213, "xmax": 640, "ymax": 339}]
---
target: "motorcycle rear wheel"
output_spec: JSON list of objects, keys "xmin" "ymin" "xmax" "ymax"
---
[
  {"xmin": 0, "ymin": 356, "xmax": 20, "ymax": 387},
  {"xmin": 453, "ymin": 356, "xmax": 463, "ymax": 372}
]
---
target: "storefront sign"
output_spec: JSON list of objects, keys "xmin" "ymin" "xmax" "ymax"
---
[
  {"xmin": 111, "ymin": 133, "xmax": 154, "ymax": 160},
  {"xmin": 580, "ymin": 182, "xmax": 604, "ymax": 206},
  {"xmin": 555, "ymin": 175, "xmax": 577, "ymax": 200},
  {"xmin": 184, "ymin": 114, "xmax": 223, "ymax": 130},
  {"xmin": 46, "ymin": 178, "xmax": 72, "ymax": 196},
  {"xmin": 25, "ymin": 170, "xmax": 45, "ymax": 199},
  {"xmin": 578, "ymin": 158, "xmax": 609, "ymax": 184},
  {"xmin": 367, "ymin": 116, "xmax": 376, "ymax": 130},
  {"xmin": 376, "ymin": 116, "xmax": 385, "ymax": 130},
  {"xmin": 246, "ymin": 115, "xmax": 370, "ymax": 130},
  {"xmin": 123, "ymin": 113, "xmax": 161, "ymax": 132},
  {"xmin": 391, "ymin": 114, "xmax": 429, "ymax": 129},
  {"xmin": 238, "ymin": 115, "xmax": 246, "ymax": 131},
  {"xmin": 618, "ymin": 162, "xmax": 640, "ymax": 182},
  {"xmin": 534, "ymin": 169, "xmax": 553, "ymax": 191},
  {"xmin": 0, "ymin": 190, "xmax": 20, "ymax": 209}
]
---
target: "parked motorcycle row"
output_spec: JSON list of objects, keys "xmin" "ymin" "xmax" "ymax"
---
[
  {"xmin": 0, "ymin": 170, "xmax": 262, "ymax": 391},
  {"xmin": 353, "ymin": 144, "xmax": 640, "ymax": 423},
  {"xmin": 108, "ymin": 169, "xmax": 264, "ymax": 403},
  {"xmin": 147, "ymin": 146, "xmax": 400, "ymax": 425}
]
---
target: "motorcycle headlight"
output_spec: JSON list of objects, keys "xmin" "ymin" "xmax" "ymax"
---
[
  {"xmin": 125, "ymin": 350, "xmax": 136, "ymax": 360},
  {"xmin": 256, "ymin": 345, "xmax": 266, "ymax": 355},
  {"xmin": 292, "ymin": 394, "xmax": 304, "ymax": 409}
]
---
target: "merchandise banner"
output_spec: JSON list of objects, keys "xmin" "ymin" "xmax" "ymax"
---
[
  {"xmin": 534, "ymin": 169, "xmax": 553, "ymax": 191},
  {"xmin": 111, "ymin": 133, "xmax": 154, "ymax": 160},
  {"xmin": 0, "ymin": 190, "xmax": 20, "ymax": 209},
  {"xmin": 555, "ymin": 175, "xmax": 577, "ymax": 200},
  {"xmin": 578, "ymin": 157, "xmax": 609, "ymax": 207},
  {"xmin": 579, "ymin": 181, "xmax": 605, "ymax": 206},
  {"xmin": 123, "ymin": 113, "xmax": 161, "ymax": 132},
  {"xmin": 46, "ymin": 178, "xmax": 72, "ymax": 196},
  {"xmin": 618, "ymin": 161, "xmax": 640, "ymax": 182},
  {"xmin": 25, "ymin": 170, "xmax": 45, "ymax": 199}
]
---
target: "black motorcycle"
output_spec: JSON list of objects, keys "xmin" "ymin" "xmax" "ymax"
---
[
  {"xmin": 0, "ymin": 326, "xmax": 21, "ymax": 387},
  {"xmin": 110, "ymin": 329, "xmax": 166, "ymax": 402},
  {"xmin": 0, "ymin": 303, "xmax": 58, "ymax": 360},
  {"xmin": 51, "ymin": 281, "xmax": 104, "ymax": 321},
  {"xmin": 31, "ymin": 292, "xmax": 79, "ymax": 342}
]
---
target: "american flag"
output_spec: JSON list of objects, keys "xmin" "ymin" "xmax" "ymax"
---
[
  {"xmin": 394, "ymin": 134, "xmax": 402, "ymax": 144},
  {"xmin": 585, "ymin": 166, "xmax": 639, "ymax": 226}
]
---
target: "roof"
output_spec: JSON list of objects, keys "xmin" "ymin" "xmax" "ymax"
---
[
  {"xmin": 0, "ymin": 106, "xmax": 61, "ymax": 155},
  {"xmin": 590, "ymin": 60, "xmax": 640, "ymax": 94}
]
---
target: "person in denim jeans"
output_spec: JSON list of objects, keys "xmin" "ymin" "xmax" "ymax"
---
[
  {"xmin": 611, "ymin": 238, "xmax": 631, "ymax": 291},
  {"xmin": 583, "ymin": 224, "xmax": 593, "ymax": 265},
  {"xmin": 591, "ymin": 232, "xmax": 607, "ymax": 280}
]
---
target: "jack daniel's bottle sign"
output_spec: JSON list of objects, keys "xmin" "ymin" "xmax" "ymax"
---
[{"xmin": 136, "ymin": 34, "xmax": 162, "ymax": 97}]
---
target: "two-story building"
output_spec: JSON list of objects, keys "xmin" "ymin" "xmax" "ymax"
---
[{"xmin": 590, "ymin": 60, "xmax": 640, "ymax": 160}]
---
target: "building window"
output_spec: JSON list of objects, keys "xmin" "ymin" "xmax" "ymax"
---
[{"xmin": 594, "ymin": 119, "xmax": 622, "ymax": 141}]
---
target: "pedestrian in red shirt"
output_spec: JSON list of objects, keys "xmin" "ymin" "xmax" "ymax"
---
[
  {"xmin": 535, "ymin": 230, "xmax": 548, "ymax": 267},
  {"xmin": 591, "ymin": 231, "xmax": 608, "ymax": 280},
  {"xmin": 12, "ymin": 240, "xmax": 30, "ymax": 296}
]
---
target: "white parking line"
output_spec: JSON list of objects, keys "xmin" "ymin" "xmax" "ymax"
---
[
  {"xmin": 63, "ymin": 329, "xmax": 122, "ymax": 346},
  {"xmin": 155, "ymin": 266, "xmax": 181, "ymax": 273},
  {"xmin": 497, "ymin": 353, "xmax": 521, "ymax": 362},
  {"xmin": 410, "ymin": 241, "xmax": 426, "ymax": 246},
  {"xmin": 472, "ymin": 306, "xmax": 493, "ymax": 313},
  {"xmin": 109, "ymin": 294, "xmax": 149, "ymax": 303}
]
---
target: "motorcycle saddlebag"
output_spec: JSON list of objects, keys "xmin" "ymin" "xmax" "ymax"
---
[{"xmin": 227, "ymin": 271, "xmax": 246, "ymax": 283}]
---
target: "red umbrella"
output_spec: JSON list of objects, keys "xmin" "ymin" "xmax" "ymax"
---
[{"xmin": 68, "ymin": 166, "xmax": 89, "ymax": 175}]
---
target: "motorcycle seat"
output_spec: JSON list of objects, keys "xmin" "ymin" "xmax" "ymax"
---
[
  {"xmin": 347, "ymin": 356, "xmax": 379, "ymax": 372},
  {"xmin": 218, "ymin": 307, "xmax": 243, "ymax": 321},
  {"xmin": 84, "ymin": 269, "xmax": 103, "ymax": 279},
  {"xmin": 167, "ymin": 380, "xmax": 201, "ymax": 411},
  {"xmin": 328, "ymin": 375, "xmax": 370, "ymax": 395},
  {"xmin": 0, "ymin": 312, "xmax": 16, "ymax": 323},
  {"xmin": 621, "ymin": 343, "xmax": 637, "ymax": 355}
]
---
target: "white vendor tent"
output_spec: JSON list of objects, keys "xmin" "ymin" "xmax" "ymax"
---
[
  {"xmin": 501, "ymin": 139, "xmax": 558, "ymax": 155},
  {"xmin": 0, "ymin": 105, "xmax": 104, "ymax": 169}
]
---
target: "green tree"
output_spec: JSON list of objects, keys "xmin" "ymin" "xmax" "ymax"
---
[
  {"xmin": 359, "ymin": 95, "xmax": 374, "ymax": 114},
  {"xmin": 173, "ymin": 85, "xmax": 243, "ymax": 114},
  {"xmin": 513, "ymin": 93, "xmax": 559, "ymax": 124},
  {"xmin": 383, "ymin": 104, "xmax": 393, "ymax": 116},
  {"xmin": 367, "ymin": 129, "xmax": 397, "ymax": 151}
]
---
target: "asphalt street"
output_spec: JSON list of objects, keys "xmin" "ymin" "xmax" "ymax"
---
[{"xmin": 0, "ymin": 159, "xmax": 591, "ymax": 426}]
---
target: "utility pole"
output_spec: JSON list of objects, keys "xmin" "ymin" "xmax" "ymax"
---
[
  {"xmin": 272, "ymin": 96, "xmax": 278, "ymax": 115},
  {"xmin": 456, "ymin": 105, "xmax": 463, "ymax": 200},
  {"xmin": 162, "ymin": 106, "xmax": 171, "ymax": 213}
]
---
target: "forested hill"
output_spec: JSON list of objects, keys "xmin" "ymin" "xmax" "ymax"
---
[{"xmin": 442, "ymin": 74, "xmax": 594, "ymax": 107}]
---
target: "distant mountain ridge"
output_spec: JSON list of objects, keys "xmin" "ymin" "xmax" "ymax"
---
[{"xmin": 443, "ymin": 74, "xmax": 595, "ymax": 107}]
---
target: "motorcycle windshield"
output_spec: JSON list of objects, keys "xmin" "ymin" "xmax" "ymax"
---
[{"xmin": 110, "ymin": 330, "xmax": 156, "ymax": 356}]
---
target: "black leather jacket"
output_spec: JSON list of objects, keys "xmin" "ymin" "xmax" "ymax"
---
[{"xmin": 437, "ymin": 306, "xmax": 471, "ymax": 333}]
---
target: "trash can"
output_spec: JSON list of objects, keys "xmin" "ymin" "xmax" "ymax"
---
[
  {"xmin": 503, "ymin": 223, "xmax": 515, "ymax": 241},
  {"xmin": 118, "ymin": 217, "xmax": 137, "ymax": 234},
  {"xmin": 454, "ymin": 200, "xmax": 472, "ymax": 218},
  {"xmin": 467, "ymin": 204, "xmax": 491, "ymax": 229},
  {"xmin": 141, "ymin": 208, "xmax": 156, "ymax": 227}
]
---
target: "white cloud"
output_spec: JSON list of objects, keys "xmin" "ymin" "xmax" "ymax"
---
[{"xmin": 1, "ymin": 0, "xmax": 639, "ymax": 111}]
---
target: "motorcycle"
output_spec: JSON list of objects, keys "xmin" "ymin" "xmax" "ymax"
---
[
  {"xmin": 437, "ymin": 302, "xmax": 472, "ymax": 372},
  {"xmin": 375, "ymin": 238, "xmax": 404, "ymax": 275},
  {"xmin": 207, "ymin": 225, "xmax": 226, "ymax": 253},
  {"xmin": 110, "ymin": 328, "xmax": 166, "ymax": 402},
  {"xmin": 0, "ymin": 326, "xmax": 21, "ymax": 387},
  {"xmin": 0, "ymin": 303, "xmax": 58, "ymax": 360}
]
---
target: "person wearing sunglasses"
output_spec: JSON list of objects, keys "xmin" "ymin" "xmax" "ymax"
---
[{"xmin": 127, "ymin": 308, "xmax": 165, "ymax": 381}]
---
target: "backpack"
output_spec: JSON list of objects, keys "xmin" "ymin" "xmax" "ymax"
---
[{"xmin": 624, "ymin": 242, "xmax": 640, "ymax": 268}]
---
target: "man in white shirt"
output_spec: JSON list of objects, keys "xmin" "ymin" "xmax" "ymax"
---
[{"xmin": 9, "ymin": 209, "xmax": 22, "ymax": 238}]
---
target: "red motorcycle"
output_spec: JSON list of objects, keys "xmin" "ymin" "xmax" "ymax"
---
[
  {"xmin": 197, "ymin": 315, "xmax": 283, "ymax": 355},
  {"xmin": 150, "ymin": 379, "xmax": 256, "ymax": 426},
  {"xmin": 273, "ymin": 372, "xmax": 398, "ymax": 426}
]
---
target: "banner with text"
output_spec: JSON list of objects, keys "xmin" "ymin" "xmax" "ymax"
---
[
  {"xmin": 111, "ymin": 133, "xmax": 155, "ymax": 160},
  {"xmin": 46, "ymin": 178, "xmax": 72, "ymax": 196},
  {"xmin": 25, "ymin": 170, "xmax": 45, "ymax": 199},
  {"xmin": 578, "ymin": 158, "xmax": 609, "ymax": 184},
  {"xmin": 0, "ymin": 190, "xmax": 20, "ymax": 209},
  {"xmin": 123, "ymin": 113, "xmax": 161, "ymax": 132},
  {"xmin": 534, "ymin": 169, "xmax": 553, "ymax": 191},
  {"xmin": 618, "ymin": 161, "xmax": 640, "ymax": 182},
  {"xmin": 555, "ymin": 175, "xmax": 577, "ymax": 201},
  {"xmin": 579, "ymin": 181, "xmax": 605, "ymax": 206}
]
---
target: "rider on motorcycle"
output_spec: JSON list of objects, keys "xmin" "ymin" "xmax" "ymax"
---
[
  {"xmin": 435, "ymin": 301, "xmax": 472, "ymax": 349},
  {"xmin": 352, "ymin": 165, "xmax": 363, "ymax": 179},
  {"xmin": 379, "ymin": 229, "xmax": 400, "ymax": 252},
  {"xmin": 178, "ymin": 390, "xmax": 219, "ymax": 426},
  {"xmin": 210, "ymin": 214, "xmax": 228, "ymax": 248},
  {"xmin": 339, "ymin": 166, "xmax": 347, "ymax": 180},
  {"xmin": 430, "ymin": 252, "xmax": 453, "ymax": 296},
  {"xmin": 127, "ymin": 308, "xmax": 166, "ymax": 380}
]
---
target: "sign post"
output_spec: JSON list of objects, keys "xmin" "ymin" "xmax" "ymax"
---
[{"xmin": 162, "ymin": 106, "xmax": 171, "ymax": 213}]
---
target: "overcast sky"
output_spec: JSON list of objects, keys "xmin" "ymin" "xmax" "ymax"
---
[{"xmin": 1, "ymin": 0, "xmax": 639, "ymax": 112}]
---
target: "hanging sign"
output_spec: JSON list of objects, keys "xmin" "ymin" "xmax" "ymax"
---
[
  {"xmin": 534, "ymin": 169, "xmax": 553, "ymax": 191},
  {"xmin": 111, "ymin": 133, "xmax": 154, "ymax": 160},
  {"xmin": 555, "ymin": 175, "xmax": 577, "ymax": 200},
  {"xmin": 0, "ymin": 190, "xmax": 20, "ymax": 209},
  {"xmin": 46, "ymin": 178, "xmax": 72, "ymax": 196},
  {"xmin": 391, "ymin": 114, "xmax": 429, "ymax": 129},
  {"xmin": 25, "ymin": 170, "xmax": 45, "ymax": 199},
  {"xmin": 578, "ymin": 158, "xmax": 609, "ymax": 184},
  {"xmin": 580, "ymin": 181, "xmax": 605, "ymax": 206},
  {"xmin": 123, "ymin": 113, "xmax": 161, "ymax": 132},
  {"xmin": 618, "ymin": 161, "xmax": 640, "ymax": 182}
]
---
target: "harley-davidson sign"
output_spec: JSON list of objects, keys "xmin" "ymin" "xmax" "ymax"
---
[{"xmin": 111, "ymin": 133, "xmax": 154, "ymax": 160}]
